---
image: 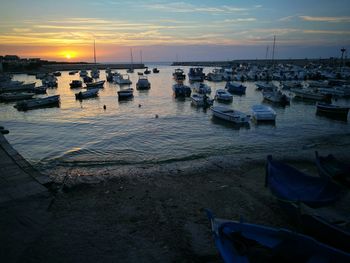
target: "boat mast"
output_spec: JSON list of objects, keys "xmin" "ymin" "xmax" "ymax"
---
[
  {"xmin": 93, "ymin": 39, "xmax": 96, "ymax": 64},
  {"xmin": 265, "ymin": 46, "xmax": 269, "ymax": 60},
  {"xmin": 271, "ymin": 35, "xmax": 276, "ymax": 67},
  {"xmin": 130, "ymin": 48, "xmax": 134, "ymax": 69}
]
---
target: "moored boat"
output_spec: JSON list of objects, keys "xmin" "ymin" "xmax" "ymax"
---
[
  {"xmin": 70, "ymin": 80, "xmax": 83, "ymax": 88},
  {"xmin": 75, "ymin": 88, "xmax": 99, "ymax": 100},
  {"xmin": 255, "ymin": 82, "xmax": 277, "ymax": 91},
  {"xmin": 262, "ymin": 90, "xmax": 290, "ymax": 105},
  {"xmin": 0, "ymin": 82, "xmax": 36, "ymax": 93},
  {"xmin": 225, "ymin": 81, "xmax": 246, "ymax": 95},
  {"xmin": 173, "ymin": 68, "xmax": 186, "ymax": 82},
  {"xmin": 114, "ymin": 74, "xmax": 132, "ymax": 85},
  {"xmin": 172, "ymin": 83, "xmax": 191, "ymax": 97},
  {"xmin": 193, "ymin": 82, "xmax": 211, "ymax": 94},
  {"xmin": 214, "ymin": 89, "xmax": 233, "ymax": 102},
  {"xmin": 188, "ymin": 67, "xmax": 205, "ymax": 82},
  {"xmin": 211, "ymin": 106, "xmax": 250, "ymax": 124},
  {"xmin": 206, "ymin": 210, "xmax": 350, "ymax": 263},
  {"xmin": 117, "ymin": 88, "xmax": 134, "ymax": 100},
  {"xmin": 86, "ymin": 80, "xmax": 105, "ymax": 89},
  {"xmin": 251, "ymin": 104, "xmax": 276, "ymax": 121},
  {"xmin": 136, "ymin": 75, "xmax": 151, "ymax": 90},
  {"xmin": 190, "ymin": 94, "xmax": 214, "ymax": 107},
  {"xmin": 152, "ymin": 68, "xmax": 159, "ymax": 73},
  {"xmin": 316, "ymin": 102, "xmax": 349, "ymax": 120},
  {"xmin": 0, "ymin": 92, "xmax": 35, "ymax": 102},
  {"xmin": 291, "ymin": 88, "xmax": 331, "ymax": 101},
  {"xmin": 14, "ymin": 95, "xmax": 60, "ymax": 111}
]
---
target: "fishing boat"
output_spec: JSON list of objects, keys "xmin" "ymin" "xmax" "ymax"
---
[
  {"xmin": 266, "ymin": 155, "xmax": 343, "ymax": 208},
  {"xmin": 190, "ymin": 94, "xmax": 214, "ymax": 107},
  {"xmin": 69, "ymin": 80, "xmax": 83, "ymax": 88},
  {"xmin": 42, "ymin": 75, "xmax": 57, "ymax": 87},
  {"xmin": 117, "ymin": 88, "xmax": 134, "ymax": 100},
  {"xmin": 262, "ymin": 90, "xmax": 290, "ymax": 106},
  {"xmin": 206, "ymin": 68, "xmax": 224, "ymax": 82},
  {"xmin": 316, "ymin": 102, "xmax": 349, "ymax": 120},
  {"xmin": 53, "ymin": 71, "xmax": 61, "ymax": 77},
  {"xmin": 136, "ymin": 75, "xmax": 151, "ymax": 90},
  {"xmin": 251, "ymin": 104, "xmax": 276, "ymax": 122},
  {"xmin": 266, "ymin": 155, "xmax": 350, "ymax": 252},
  {"xmin": 86, "ymin": 80, "xmax": 105, "ymax": 89},
  {"xmin": 152, "ymin": 68, "xmax": 159, "ymax": 73},
  {"xmin": 90, "ymin": 68, "xmax": 100, "ymax": 79},
  {"xmin": 214, "ymin": 89, "xmax": 233, "ymax": 102},
  {"xmin": 14, "ymin": 95, "xmax": 60, "ymax": 111},
  {"xmin": 69, "ymin": 70, "xmax": 78, "ymax": 75},
  {"xmin": 225, "ymin": 81, "xmax": 246, "ymax": 95},
  {"xmin": 79, "ymin": 70, "xmax": 88, "ymax": 77},
  {"xmin": 291, "ymin": 88, "xmax": 331, "ymax": 101},
  {"xmin": 315, "ymin": 151, "xmax": 350, "ymax": 187},
  {"xmin": 0, "ymin": 92, "xmax": 35, "ymax": 102},
  {"xmin": 172, "ymin": 83, "xmax": 191, "ymax": 97},
  {"xmin": 206, "ymin": 210, "xmax": 350, "ymax": 263},
  {"xmin": 83, "ymin": 76, "xmax": 93, "ymax": 83},
  {"xmin": 31, "ymin": 85, "xmax": 47, "ymax": 94},
  {"xmin": 188, "ymin": 67, "xmax": 205, "ymax": 82},
  {"xmin": 75, "ymin": 88, "xmax": 99, "ymax": 100},
  {"xmin": 173, "ymin": 68, "xmax": 186, "ymax": 81},
  {"xmin": 211, "ymin": 106, "xmax": 250, "ymax": 124},
  {"xmin": 144, "ymin": 67, "xmax": 151, "ymax": 74},
  {"xmin": 255, "ymin": 82, "xmax": 277, "ymax": 91},
  {"xmin": 114, "ymin": 74, "xmax": 132, "ymax": 85},
  {"xmin": 193, "ymin": 82, "xmax": 211, "ymax": 94},
  {"xmin": 0, "ymin": 82, "xmax": 36, "ymax": 93}
]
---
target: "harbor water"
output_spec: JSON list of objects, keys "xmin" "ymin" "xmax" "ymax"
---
[{"xmin": 1, "ymin": 64, "xmax": 350, "ymax": 179}]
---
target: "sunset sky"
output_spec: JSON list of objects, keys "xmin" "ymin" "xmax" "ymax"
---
[{"xmin": 0, "ymin": 0, "xmax": 349, "ymax": 62}]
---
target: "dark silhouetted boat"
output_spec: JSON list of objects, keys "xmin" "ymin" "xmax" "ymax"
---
[
  {"xmin": 316, "ymin": 102, "xmax": 349, "ymax": 120},
  {"xmin": 225, "ymin": 81, "xmax": 246, "ymax": 95},
  {"xmin": 14, "ymin": 95, "xmax": 60, "ymax": 111},
  {"xmin": 75, "ymin": 88, "xmax": 99, "ymax": 100},
  {"xmin": 206, "ymin": 210, "xmax": 350, "ymax": 263}
]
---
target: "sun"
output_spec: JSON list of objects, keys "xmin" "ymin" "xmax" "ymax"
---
[{"xmin": 60, "ymin": 50, "xmax": 77, "ymax": 60}]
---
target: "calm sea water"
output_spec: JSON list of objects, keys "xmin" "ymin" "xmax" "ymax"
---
[{"xmin": 1, "ymin": 64, "xmax": 350, "ymax": 173}]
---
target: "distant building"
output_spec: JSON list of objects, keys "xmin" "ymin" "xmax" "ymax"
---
[{"xmin": 4, "ymin": 55, "xmax": 20, "ymax": 61}]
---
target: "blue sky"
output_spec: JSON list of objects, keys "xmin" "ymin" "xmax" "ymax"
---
[{"xmin": 0, "ymin": 0, "xmax": 349, "ymax": 61}]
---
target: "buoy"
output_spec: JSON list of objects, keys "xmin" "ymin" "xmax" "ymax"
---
[
  {"xmin": 138, "ymin": 104, "xmax": 142, "ymax": 108},
  {"xmin": 155, "ymin": 114, "xmax": 159, "ymax": 118},
  {"xmin": 103, "ymin": 105, "xmax": 106, "ymax": 110},
  {"xmin": 1, "ymin": 129, "xmax": 9, "ymax": 134}
]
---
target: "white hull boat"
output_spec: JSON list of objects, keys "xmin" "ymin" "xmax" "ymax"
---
[
  {"xmin": 251, "ymin": 105, "xmax": 276, "ymax": 121},
  {"xmin": 211, "ymin": 106, "xmax": 250, "ymax": 124}
]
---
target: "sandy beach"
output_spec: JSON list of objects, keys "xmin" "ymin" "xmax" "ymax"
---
[{"xmin": 3, "ymin": 145, "xmax": 349, "ymax": 263}]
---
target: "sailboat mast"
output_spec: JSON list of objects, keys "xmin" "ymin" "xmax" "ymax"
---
[
  {"xmin": 93, "ymin": 40, "xmax": 96, "ymax": 64},
  {"xmin": 130, "ymin": 48, "xmax": 133, "ymax": 67},
  {"xmin": 271, "ymin": 35, "xmax": 276, "ymax": 67}
]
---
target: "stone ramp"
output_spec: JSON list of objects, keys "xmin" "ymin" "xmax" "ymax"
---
[{"xmin": 0, "ymin": 134, "xmax": 51, "ymax": 204}]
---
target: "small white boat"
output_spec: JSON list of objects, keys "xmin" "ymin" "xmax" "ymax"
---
[
  {"xmin": 117, "ymin": 88, "xmax": 134, "ymax": 100},
  {"xmin": 193, "ymin": 82, "xmax": 211, "ymax": 94},
  {"xmin": 136, "ymin": 76, "xmax": 151, "ymax": 90},
  {"xmin": 211, "ymin": 106, "xmax": 250, "ymax": 124},
  {"xmin": 214, "ymin": 89, "xmax": 233, "ymax": 102},
  {"xmin": 251, "ymin": 104, "xmax": 276, "ymax": 121},
  {"xmin": 262, "ymin": 90, "xmax": 290, "ymax": 105},
  {"xmin": 191, "ymin": 94, "xmax": 214, "ymax": 107},
  {"xmin": 114, "ymin": 74, "xmax": 132, "ymax": 85}
]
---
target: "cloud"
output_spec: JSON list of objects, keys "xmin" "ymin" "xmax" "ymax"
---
[
  {"xmin": 224, "ymin": 18, "xmax": 257, "ymax": 23},
  {"xmin": 279, "ymin": 15, "xmax": 296, "ymax": 22},
  {"xmin": 303, "ymin": 30, "xmax": 350, "ymax": 35},
  {"xmin": 146, "ymin": 3, "xmax": 248, "ymax": 13},
  {"xmin": 299, "ymin": 16, "xmax": 350, "ymax": 23}
]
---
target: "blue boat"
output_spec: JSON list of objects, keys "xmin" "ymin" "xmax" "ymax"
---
[
  {"xmin": 265, "ymin": 155, "xmax": 342, "ymax": 208},
  {"xmin": 172, "ymin": 83, "xmax": 191, "ymax": 97},
  {"xmin": 206, "ymin": 210, "xmax": 350, "ymax": 263},
  {"xmin": 225, "ymin": 81, "xmax": 246, "ymax": 95},
  {"xmin": 266, "ymin": 155, "xmax": 350, "ymax": 253},
  {"xmin": 315, "ymin": 151, "xmax": 350, "ymax": 187}
]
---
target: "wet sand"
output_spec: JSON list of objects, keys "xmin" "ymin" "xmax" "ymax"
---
[{"xmin": 2, "ymin": 145, "xmax": 350, "ymax": 262}]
